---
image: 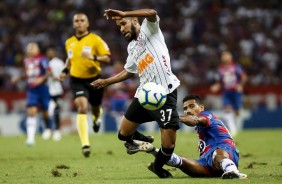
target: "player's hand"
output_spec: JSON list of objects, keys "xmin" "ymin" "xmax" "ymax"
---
[
  {"xmin": 104, "ymin": 9, "xmax": 125, "ymax": 20},
  {"xmin": 179, "ymin": 116, "xmax": 187, "ymax": 123},
  {"xmin": 59, "ymin": 72, "xmax": 67, "ymax": 82},
  {"xmin": 210, "ymin": 83, "xmax": 221, "ymax": 93},
  {"xmin": 81, "ymin": 51, "xmax": 94, "ymax": 60},
  {"xmin": 11, "ymin": 76, "xmax": 21, "ymax": 84},
  {"xmin": 90, "ymin": 79, "xmax": 108, "ymax": 89},
  {"xmin": 33, "ymin": 76, "xmax": 46, "ymax": 86},
  {"xmin": 236, "ymin": 84, "xmax": 243, "ymax": 93}
]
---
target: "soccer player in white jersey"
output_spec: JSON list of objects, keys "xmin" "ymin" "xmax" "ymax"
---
[
  {"xmin": 45, "ymin": 47, "xmax": 65, "ymax": 141},
  {"xmin": 91, "ymin": 9, "xmax": 180, "ymax": 178}
]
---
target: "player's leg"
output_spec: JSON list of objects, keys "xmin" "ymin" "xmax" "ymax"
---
[
  {"xmin": 88, "ymin": 80, "xmax": 104, "ymax": 133},
  {"xmin": 120, "ymin": 98, "xmax": 155, "ymax": 153},
  {"xmin": 42, "ymin": 109, "xmax": 52, "ymax": 140},
  {"xmin": 118, "ymin": 116, "xmax": 139, "ymax": 142},
  {"xmin": 148, "ymin": 90, "xmax": 179, "ymax": 178},
  {"xmin": 75, "ymin": 96, "xmax": 91, "ymax": 157},
  {"xmin": 25, "ymin": 90, "xmax": 40, "ymax": 145},
  {"xmin": 26, "ymin": 106, "xmax": 38, "ymax": 145},
  {"xmin": 41, "ymin": 86, "xmax": 52, "ymax": 140},
  {"xmin": 52, "ymin": 96, "xmax": 62, "ymax": 141},
  {"xmin": 213, "ymin": 148, "xmax": 247, "ymax": 179},
  {"xmin": 233, "ymin": 91, "xmax": 243, "ymax": 132},
  {"xmin": 148, "ymin": 128, "xmax": 176, "ymax": 178},
  {"xmin": 91, "ymin": 105, "xmax": 103, "ymax": 133},
  {"xmin": 71, "ymin": 77, "xmax": 91, "ymax": 157},
  {"xmin": 179, "ymin": 157, "xmax": 209, "ymax": 177},
  {"xmin": 147, "ymin": 147, "xmax": 207, "ymax": 177},
  {"xmin": 223, "ymin": 92, "xmax": 237, "ymax": 136}
]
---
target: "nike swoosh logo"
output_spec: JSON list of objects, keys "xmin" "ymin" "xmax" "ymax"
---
[{"xmin": 164, "ymin": 122, "xmax": 169, "ymax": 126}]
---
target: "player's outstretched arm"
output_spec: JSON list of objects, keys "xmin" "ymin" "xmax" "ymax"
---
[
  {"xmin": 104, "ymin": 9, "xmax": 157, "ymax": 22},
  {"xmin": 90, "ymin": 69, "xmax": 134, "ymax": 89},
  {"xmin": 179, "ymin": 115, "xmax": 207, "ymax": 127}
]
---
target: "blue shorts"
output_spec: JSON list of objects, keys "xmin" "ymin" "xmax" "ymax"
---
[
  {"xmin": 223, "ymin": 90, "xmax": 242, "ymax": 110},
  {"xmin": 196, "ymin": 144, "xmax": 240, "ymax": 177},
  {"xmin": 26, "ymin": 85, "xmax": 50, "ymax": 110}
]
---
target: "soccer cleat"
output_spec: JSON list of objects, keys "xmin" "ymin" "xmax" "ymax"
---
[
  {"xmin": 82, "ymin": 145, "xmax": 91, "ymax": 158},
  {"xmin": 25, "ymin": 139, "xmax": 35, "ymax": 146},
  {"xmin": 222, "ymin": 171, "xmax": 248, "ymax": 179},
  {"xmin": 148, "ymin": 162, "xmax": 173, "ymax": 178},
  {"xmin": 42, "ymin": 129, "xmax": 52, "ymax": 140},
  {"xmin": 92, "ymin": 119, "xmax": 101, "ymax": 133},
  {"xmin": 52, "ymin": 130, "xmax": 62, "ymax": 141},
  {"xmin": 124, "ymin": 140, "xmax": 154, "ymax": 155}
]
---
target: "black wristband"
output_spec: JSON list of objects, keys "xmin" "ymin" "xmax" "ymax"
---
[
  {"xmin": 62, "ymin": 67, "xmax": 69, "ymax": 74},
  {"xmin": 93, "ymin": 55, "xmax": 97, "ymax": 61}
]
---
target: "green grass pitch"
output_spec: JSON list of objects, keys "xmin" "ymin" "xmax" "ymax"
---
[{"xmin": 0, "ymin": 129, "xmax": 282, "ymax": 184}]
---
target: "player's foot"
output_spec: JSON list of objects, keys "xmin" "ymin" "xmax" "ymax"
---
[
  {"xmin": 148, "ymin": 162, "xmax": 173, "ymax": 178},
  {"xmin": 92, "ymin": 119, "xmax": 101, "ymax": 133},
  {"xmin": 42, "ymin": 129, "xmax": 52, "ymax": 140},
  {"xmin": 52, "ymin": 130, "xmax": 62, "ymax": 141},
  {"xmin": 124, "ymin": 140, "xmax": 154, "ymax": 155},
  {"xmin": 25, "ymin": 139, "xmax": 35, "ymax": 146},
  {"xmin": 222, "ymin": 171, "xmax": 248, "ymax": 179},
  {"xmin": 82, "ymin": 145, "xmax": 91, "ymax": 158}
]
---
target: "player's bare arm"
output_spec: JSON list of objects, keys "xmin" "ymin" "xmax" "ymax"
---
[
  {"xmin": 91, "ymin": 69, "xmax": 134, "ymax": 89},
  {"xmin": 104, "ymin": 9, "xmax": 157, "ymax": 22},
  {"xmin": 210, "ymin": 82, "xmax": 221, "ymax": 93},
  {"xmin": 11, "ymin": 75, "xmax": 23, "ymax": 84},
  {"xmin": 179, "ymin": 115, "xmax": 207, "ymax": 127},
  {"xmin": 32, "ymin": 69, "xmax": 52, "ymax": 87}
]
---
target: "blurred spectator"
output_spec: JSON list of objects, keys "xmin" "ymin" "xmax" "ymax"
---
[{"xmin": 0, "ymin": 0, "xmax": 282, "ymax": 92}]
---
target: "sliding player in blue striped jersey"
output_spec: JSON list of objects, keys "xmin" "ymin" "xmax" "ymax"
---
[{"xmin": 146, "ymin": 95, "xmax": 247, "ymax": 179}]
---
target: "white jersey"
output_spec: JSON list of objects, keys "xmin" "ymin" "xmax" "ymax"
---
[
  {"xmin": 48, "ymin": 57, "xmax": 64, "ymax": 96},
  {"xmin": 124, "ymin": 16, "xmax": 180, "ymax": 97}
]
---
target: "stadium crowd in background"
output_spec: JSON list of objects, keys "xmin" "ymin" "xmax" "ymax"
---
[{"xmin": 0, "ymin": 0, "xmax": 282, "ymax": 93}]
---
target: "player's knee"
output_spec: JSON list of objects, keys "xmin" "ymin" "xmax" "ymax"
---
[
  {"xmin": 77, "ymin": 106, "xmax": 87, "ymax": 114},
  {"xmin": 212, "ymin": 150, "xmax": 229, "ymax": 169}
]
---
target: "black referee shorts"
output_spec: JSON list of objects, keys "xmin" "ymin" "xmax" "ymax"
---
[
  {"xmin": 124, "ymin": 89, "xmax": 180, "ymax": 130},
  {"xmin": 70, "ymin": 76, "xmax": 104, "ymax": 107}
]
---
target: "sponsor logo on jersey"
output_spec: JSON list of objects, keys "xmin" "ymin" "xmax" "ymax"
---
[{"xmin": 138, "ymin": 53, "xmax": 154, "ymax": 75}]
